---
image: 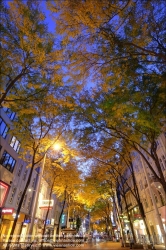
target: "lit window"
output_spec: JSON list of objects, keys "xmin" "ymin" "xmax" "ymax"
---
[
  {"xmin": 0, "ymin": 150, "xmax": 16, "ymax": 172},
  {"xmin": 10, "ymin": 136, "xmax": 21, "ymax": 153},
  {"xmin": 0, "ymin": 117, "xmax": 9, "ymax": 139}
]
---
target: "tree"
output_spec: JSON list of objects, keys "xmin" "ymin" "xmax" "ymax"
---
[
  {"xmin": 72, "ymin": 79, "xmax": 166, "ymax": 192},
  {"xmin": 5, "ymin": 99, "xmax": 65, "ymax": 250},
  {"xmin": 48, "ymin": 0, "xmax": 166, "ymax": 87},
  {"xmin": 0, "ymin": 0, "xmax": 60, "ymax": 105},
  {"xmin": 51, "ymin": 161, "xmax": 83, "ymax": 237}
]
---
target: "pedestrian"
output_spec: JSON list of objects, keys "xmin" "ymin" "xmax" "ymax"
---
[{"xmin": 129, "ymin": 237, "xmax": 134, "ymax": 249}]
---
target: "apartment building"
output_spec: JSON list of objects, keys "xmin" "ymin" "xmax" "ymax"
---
[
  {"xmin": 0, "ymin": 107, "xmax": 62, "ymax": 243},
  {"xmin": 116, "ymin": 133, "xmax": 166, "ymax": 244}
]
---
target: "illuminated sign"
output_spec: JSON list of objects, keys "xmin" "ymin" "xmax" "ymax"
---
[
  {"xmin": 0, "ymin": 181, "xmax": 9, "ymax": 207},
  {"xmin": 39, "ymin": 200, "xmax": 54, "ymax": 209},
  {"xmin": 1, "ymin": 208, "xmax": 14, "ymax": 214},
  {"xmin": 24, "ymin": 219, "xmax": 31, "ymax": 224}
]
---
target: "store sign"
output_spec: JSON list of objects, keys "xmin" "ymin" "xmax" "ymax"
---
[
  {"xmin": 1, "ymin": 208, "xmax": 14, "ymax": 214},
  {"xmin": 0, "ymin": 181, "xmax": 9, "ymax": 207},
  {"xmin": 39, "ymin": 200, "xmax": 54, "ymax": 209},
  {"xmin": 51, "ymin": 219, "xmax": 54, "ymax": 225},
  {"xmin": 46, "ymin": 219, "xmax": 51, "ymax": 225},
  {"xmin": 134, "ymin": 214, "xmax": 142, "ymax": 218},
  {"xmin": 24, "ymin": 219, "xmax": 31, "ymax": 224}
]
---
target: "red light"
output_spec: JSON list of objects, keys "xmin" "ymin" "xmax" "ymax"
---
[{"xmin": 0, "ymin": 181, "xmax": 9, "ymax": 207}]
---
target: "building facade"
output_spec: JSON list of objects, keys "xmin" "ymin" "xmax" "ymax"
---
[
  {"xmin": 0, "ymin": 107, "xmax": 62, "ymax": 244},
  {"xmin": 116, "ymin": 133, "xmax": 166, "ymax": 244}
]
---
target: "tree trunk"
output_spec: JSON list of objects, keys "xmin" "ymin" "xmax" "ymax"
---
[
  {"xmin": 56, "ymin": 189, "xmax": 67, "ymax": 240},
  {"xmin": 123, "ymin": 194, "xmax": 136, "ymax": 243},
  {"xmin": 6, "ymin": 154, "xmax": 36, "ymax": 250},
  {"xmin": 41, "ymin": 177, "xmax": 55, "ymax": 249}
]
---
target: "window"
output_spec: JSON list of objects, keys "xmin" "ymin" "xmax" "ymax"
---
[
  {"xmin": 154, "ymin": 194, "xmax": 158, "ymax": 203},
  {"xmin": 158, "ymin": 191, "xmax": 165, "ymax": 206},
  {"xmin": 3, "ymin": 108, "xmax": 16, "ymax": 121},
  {"xmin": 0, "ymin": 117, "xmax": 9, "ymax": 138},
  {"xmin": 27, "ymin": 197, "xmax": 31, "ymax": 211},
  {"xmin": 10, "ymin": 136, "xmax": 21, "ymax": 153},
  {"xmin": 0, "ymin": 150, "xmax": 16, "ymax": 172},
  {"xmin": 144, "ymin": 199, "xmax": 148, "ymax": 208},
  {"xmin": 16, "ymin": 191, "xmax": 22, "ymax": 206},
  {"xmin": 23, "ymin": 170, "xmax": 28, "ymax": 181},
  {"xmin": 9, "ymin": 187, "xmax": 17, "ymax": 203},
  {"xmin": 139, "ymin": 180, "xmax": 143, "ymax": 190},
  {"xmin": 162, "ymin": 155, "xmax": 166, "ymax": 168},
  {"xmin": 17, "ymin": 165, "xmax": 23, "ymax": 177},
  {"xmin": 159, "ymin": 158, "xmax": 166, "ymax": 171},
  {"xmin": 32, "ymin": 177, "xmax": 36, "ymax": 188},
  {"xmin": 22, "ymin": 194, "xmax": 27, "ymax": 208}
]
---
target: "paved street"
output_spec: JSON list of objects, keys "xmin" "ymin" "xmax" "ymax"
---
[{"xmin": 54, "ymin": 241, "xmax": 166, "ymax": 250}]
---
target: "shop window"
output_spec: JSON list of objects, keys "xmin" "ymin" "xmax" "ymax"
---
[
  {"xmin": 0, "ymin": 116, "xmax": 9, "ymax": 139},
  {"xmin": 3, "ymin": 107, "xmax": 16, "ymax": 121},
  {"xmin": 17, "ymin": 165, "xmax": 23, "ymax": 177},
  {"xmin": 10, "ymin": 136, "xmax": 21, "ymax": 153},
  {"xmin": 23, "ymin": 170, "xmax": 28, "ymax": 181},
  {"xmin": 0, "ymin": 150, "xmax": 16, "ymax": 173}
]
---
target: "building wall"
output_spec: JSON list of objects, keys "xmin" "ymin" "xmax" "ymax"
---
[
  {"xmin": 0, "ymin": 107, "xmax": 62, "ymax": 243},
  {"xmin": 117, "ymin": 133, "xmax": 166, "ymax": 244}
]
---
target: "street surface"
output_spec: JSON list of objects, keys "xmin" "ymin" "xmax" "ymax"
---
[{"xmin": 54, "ymin": 241, "xmax": 166, "ymax": 250}]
